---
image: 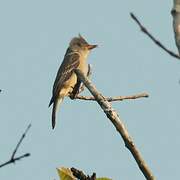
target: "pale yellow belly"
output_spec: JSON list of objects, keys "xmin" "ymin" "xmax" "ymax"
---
[
  {"xmin": 59, "ymin": 58, "xmax": 88, "ymax": 98},
  {"xmin": 59, "ymin": 73, "xmax": 77, "ymax": 97}
]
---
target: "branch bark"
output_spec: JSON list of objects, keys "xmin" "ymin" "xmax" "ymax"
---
[
  {"xmin": 0, "ymin": 124, "xmax": 31, "ymax": 168},
  {"xmin": 74, "ymin": 69, "xmax": 155, "ymax": 180},
  {"xmin": 74, "ymin": 92, "xmax": 149, "ymax": 102},
  {"xmin": 172, "ymin": 0, "xmax": 180, "ymax": 54}
]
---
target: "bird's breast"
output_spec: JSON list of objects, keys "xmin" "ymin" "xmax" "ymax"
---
[
  {"xmin": 59, "ymin": 73, "xmax": 77, "ymax": 97},
  {"xmin": 77, "ymin": 54, "xmax": 88, "ymax": 75}
]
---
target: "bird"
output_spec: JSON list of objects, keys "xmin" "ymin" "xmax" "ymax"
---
[{"xmin": 49, "ymin": 34, "xmax": 97, "ymax": 129}]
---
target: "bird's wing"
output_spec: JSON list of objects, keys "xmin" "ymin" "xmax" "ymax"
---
[
  {"xmin": 49, "ymin": 49, "xmax": 80, "ymax": 107},
  {"xmin": 69, "ymin": 78, "xmax": 81, "ymax": 99}
]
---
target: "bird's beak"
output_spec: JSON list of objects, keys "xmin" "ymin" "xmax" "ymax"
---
[{"xmin": 86, "ymin": 44, "xmax": 98, "ymax": 50}]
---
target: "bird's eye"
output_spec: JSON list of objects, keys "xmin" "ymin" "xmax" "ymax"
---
[{"xmin": 77, "ymin": 42, "xmax": 81, "ymax": 47}]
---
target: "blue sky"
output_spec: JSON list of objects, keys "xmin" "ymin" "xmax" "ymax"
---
[{"xmin": 0, "ymin": 0, "xmax": 179, "ymax": 179}]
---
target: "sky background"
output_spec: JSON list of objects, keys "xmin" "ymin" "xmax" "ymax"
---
[{"xmin": 0, "ymin": 0, "xmax": 179, "ymax": 180}]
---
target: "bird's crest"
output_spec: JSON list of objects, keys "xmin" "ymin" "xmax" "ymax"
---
[{"xmin": 78, "ymin": 33, "xmax": 88, "ymax": 44}]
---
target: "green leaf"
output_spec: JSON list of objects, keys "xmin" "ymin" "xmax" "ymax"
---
[{"xmin": 57, "ymin": 167, "xmax": 76, "ymax": 180}]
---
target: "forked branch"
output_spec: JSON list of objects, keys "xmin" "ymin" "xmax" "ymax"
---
[
  {"xmin": 130, "ymin": 12, "xmax": 180, "ymax": 60},
  {"xmin": 74, "ymin": 69, "xmax": 155, "ymax": 180},
  {"xmin": 75, "ymin": 92, "xmax": 148, "ymax": 102},
  {"xmin": 0, "ymin": 124, "xmax": 31, "ymax": 168}
]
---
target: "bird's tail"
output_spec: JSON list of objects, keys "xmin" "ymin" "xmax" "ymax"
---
[{"xmin": 52, "ymin": 97, "xmax": 63, "ymax": 129}]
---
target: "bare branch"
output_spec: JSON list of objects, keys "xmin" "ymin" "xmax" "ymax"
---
[
  {"xmin": 0, "ymin": 124, "xmax": 31, "ymax": 168},
  {"xmin": 0, "ymin": 154, "xmax": 30, "ymax": 168},
  {"xmin": 74, "ymin": 92, "xmax": 149, "ymax": 102},
  {"xmin": 130, "ymin": 12, "xmax": 180, "ymax": 60},
  {"xmin": 74, "ymin": 69, "xmax": 155, "ymax": 180},
  {"xmin": 79, "ymin": 64, "xmax": 93, "ymax": 94},
  {"xmin": 172, "ymin": 1, "xmax": 180, "ymax": 54},
  {"xmin": 70, "ymin": 63, "xmax": 149, "ymax": 102}
]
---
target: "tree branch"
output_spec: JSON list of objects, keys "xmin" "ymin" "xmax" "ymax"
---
[
  {"xmin": 0, "ymin": 124, "xmax": 31, "ymax": 168},
  {"xmin": 74, "ymin": 69, "xmax": 155, "ymax": 180},
  {"xmin": 79, "ymin": 64, "xmax": 93, "ymax": 94},
  {"xmin": 74, "ymin": 92, "xmax": 149, "ymax": 102},
  {"xmin": 130, "ymin": 12, "xmax": 180, "ymax": 60},
  {"xmin": 172, "ymin": 1, "xmax": 180, "ymax": 54}
]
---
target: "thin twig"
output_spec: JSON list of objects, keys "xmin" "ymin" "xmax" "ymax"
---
[
  {"xmin": 0, "ymin": 154, "xmax": 30, "ymax": 168},
  {"xmin": 74, "ymin": 92, "xmax": 149, "ymax": 102},
  {"xmin": 0, "ymin": 124, "xmax": 31, "ymax": 168},
  {"xmin": 130, "ymin": 12, "xmax": 180, "ymax": 60},
  {"xmin": 75, "ymin": 69, "xmax": 155, "ymax": 180}
]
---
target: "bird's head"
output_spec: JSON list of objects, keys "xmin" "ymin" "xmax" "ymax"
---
[{"xmin": 69, "ymin": 34, "xmax": 97, "ymax": 52}]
